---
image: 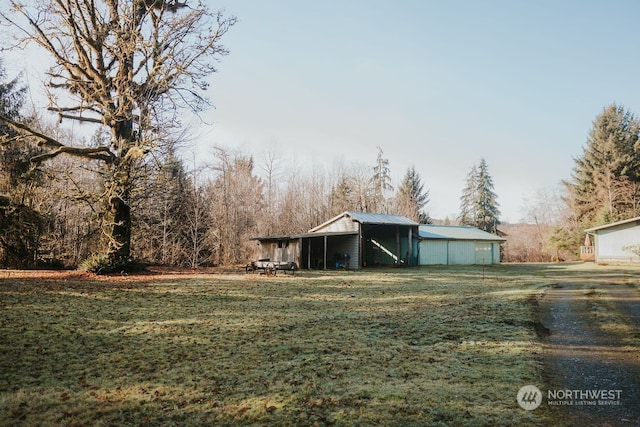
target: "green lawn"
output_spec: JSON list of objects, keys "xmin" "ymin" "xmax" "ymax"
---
[{"xmin": 0, "ymin": 263, "xmax": 632, "ymax": 426}]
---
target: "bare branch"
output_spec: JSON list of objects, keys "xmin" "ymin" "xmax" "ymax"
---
[
  {"xmin": 3, "ymin": 0, "xmax": 235, "ymax": 263},
  {"xmin": 30, "ymin": 145, "xmax": 115, "ymax": 164},
  {"xmin": 0, "ymin": 112, "xmax": 115, "ymax": 164},
  {"xmin": 0, "ymin": 112, "xmax": 64, "ymax": 148},
  {"xmin": 55, "ymin": 112, "xmax": 104, "ymax": 124}
]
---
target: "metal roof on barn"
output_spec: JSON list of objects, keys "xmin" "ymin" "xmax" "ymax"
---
[
  {"xmin": 419, "ymin": 225, "xmax": 505, "ymax": 241},
  {"xmin": 309, "ymin": 211, "xmax": 418, "ymax": 233}
]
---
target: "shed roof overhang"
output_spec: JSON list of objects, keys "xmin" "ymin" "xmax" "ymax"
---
[
  {"xmin": 250, "ymin": 230, "xmax": 359, "ymax": 242},
  {"xmin": 585, "ymin": 216, "xmax": 640, "ymax": 233}
]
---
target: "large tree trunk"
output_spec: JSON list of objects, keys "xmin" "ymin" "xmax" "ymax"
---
[
  {"xmin": 108, "ymin": 193, "xmax": 131, "ymax": 263},
  {"xmin": 107, "ymin": 118, "xmax": 135, "ymax": 264},
  {"xmin": 2, "ymin": 0, "xmax": 235, "ymax": 268}
]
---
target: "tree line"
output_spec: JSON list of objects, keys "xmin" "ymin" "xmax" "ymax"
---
[
  {"xmin": 501, "ymin": 103, "xmax": 640, "ymax": 262},
  {"xmin": 0, "ymin": 96, "xmax": 437, "ymax": 269},
  {"xmin": 2, "ymin": 1, "xmax": 634, "ymax": 269},
  {"xmin": 551, "ymin": 103, "xmax": 640, "ymax": 255},
  {"xmin": 0, "ymin": 1, "xmax": 437, "ymax": 271}
]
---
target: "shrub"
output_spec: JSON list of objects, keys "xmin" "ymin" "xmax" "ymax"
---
[
  {"xmin": 79, "ymin": 254, "xmax": 112, "ymax": 274},
  {"xmin": 79, "ymin": 254, "xmax": 146, "ymax": 274}
]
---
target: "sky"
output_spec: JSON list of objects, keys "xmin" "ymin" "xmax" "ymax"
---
[{"xmin": 5, "ymin": 1, "xmax": 640, "ymax": 223}]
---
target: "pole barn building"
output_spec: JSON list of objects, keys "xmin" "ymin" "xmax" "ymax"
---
[
  {"xmin": 585, "ymin": 216, "xmax": 640, "ymax": 263},
  {"xmin": 251, "ymin": 211, "xmax": 419, "ymax": 270},
  {"xmin": 418, "ymin": 225, "xmax": 504, "ymax": 265}
]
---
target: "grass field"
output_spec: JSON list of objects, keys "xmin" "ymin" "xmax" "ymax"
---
[{"xmin": 0, "ymin": 263, "xmax": 636, "ymax": 426}]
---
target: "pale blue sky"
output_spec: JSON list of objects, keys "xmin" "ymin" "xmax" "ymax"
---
[
  {"xmin": 197, "ymin": 0, "xmax": 640, "ymax": 222},
  {"xmin": 5, "ymin": 1, "xmax": 640, "ymax": 222}
]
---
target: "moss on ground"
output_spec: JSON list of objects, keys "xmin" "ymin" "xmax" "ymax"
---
[{"xmin": 3, "ymin": 264, "xmax": 628, "ymax": 426}]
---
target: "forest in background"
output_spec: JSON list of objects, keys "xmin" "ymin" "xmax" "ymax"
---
[{"xmin": 2, "ymin": 2, "xmax": 640, "ymax": 270}]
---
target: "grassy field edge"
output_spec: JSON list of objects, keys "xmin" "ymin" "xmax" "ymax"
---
[{"xmin": 1, "ymin": 263, "xmax": 635, "ymax": 426}]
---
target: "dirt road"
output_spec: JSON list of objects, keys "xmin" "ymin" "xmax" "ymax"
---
[{"xmin": 538, "ymin": 282, "xmax": 640, "ymax": 426}]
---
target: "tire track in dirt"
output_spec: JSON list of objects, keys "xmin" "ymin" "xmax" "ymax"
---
[{"xmin": 538, "ymin": 283, "xmax": 640, "ymax": 426}]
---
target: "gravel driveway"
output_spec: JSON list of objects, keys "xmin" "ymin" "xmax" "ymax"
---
[{"xmin": 539, "ymin": 282, "xmax": 640, "ymax": 426}]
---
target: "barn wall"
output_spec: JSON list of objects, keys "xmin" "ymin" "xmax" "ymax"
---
[
  {"xmin": 419, "ymin": 240, "xmax": 448, "ymax": 265},
  {"xmin": 492, "ymin": 242, "xmax": 501, "ymax": 263},
  {"xmin": 448, "ymin": 241, "xmax": 475, "ymax": 265},
  {"xmin": 419, "ymin": 240, "xmax": 502, "ymax": 265},
  {"xmin": 258, "ymin": 240, "xmax": 299, "ymax": 264},
  {"xmin": 315, "ymin": 216, "xmax": 359, "ymax": 233},
  {"xmin": 595, "ymin": 224, "xmax": 640, "ymax": 262},
  {"xmin": 474, "ymin": 242, "xmax": 492, "ymax": 264}
]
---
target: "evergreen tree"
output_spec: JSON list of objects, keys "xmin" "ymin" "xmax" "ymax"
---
[
  {"xmin": 133, "ymin": 145, "xmax": 194, "ymax": 266},
  {"xmin": 475, "ymin": 158, "xmax": 500, "ymax": 233},
  {"xmin": 0, "ymin": 59, "xmax": 31, "ymax": 198},
  {"xmin": 395, "ymin": 165, "xmax": 431, "ymax": 223},
  {"xmin": 0, "ymin": 59, "xmax": 24, "ymax": 136},
  {"xmin": 0, "ymin": 59, "xmax": 47, "ymax": 267},
  {"xmin": 567, "ymin": 103, "xmax": 640, "ymax": 225},
  {"xmin": 371, "ymin": 147, "xmax": 393, "ymax": 212},
  {"xmin": 458, "ymin": 164, "xmax": 478, "ymax": 226},
  {"xmin": 329, "ymin": 174, "xmax": 353, "ymax": 215},
  {"xmin": 458, "ymin": 159, "xmax": 500, "ymax": 233}
]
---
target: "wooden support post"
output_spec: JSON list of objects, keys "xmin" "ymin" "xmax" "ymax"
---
[
  {"xmin": 323, "ymin": 235, "xmax": 328, "ymax": 269},
  {"xmin": 408, "ymin": 227, "xmax": 413, "ymax": 266},
  {"xmin": 359, "ymin": 228, "xmax": 363, "ymax": 269},
  {"xmin": 396, "ymin": 226, "xmax": 401, "ymax": 265}
]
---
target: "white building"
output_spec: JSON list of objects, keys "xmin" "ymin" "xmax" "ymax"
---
[
  {"xmin": 585, "ymin": 217, "xmax": 640, "ymax": 263},
  {"xmin": 419, "ymin": 225, "xmax": 504, "ymax": 265}
]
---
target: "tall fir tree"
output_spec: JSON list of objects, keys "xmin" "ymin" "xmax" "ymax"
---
[
  {"xmin": 395, "ymin": 165, "xmax": 431, "ymax": 223},
  {"xmin": 475, "ymin": 158, "xmax": 500, "ymax": 233},
  {"xmin": 458, "ymin": 159, "xmax": 500, "ymax": 233},
  {"xmin": 133, "ymin": 145, "xmax": 194, "ymax": 266},
  {"xmin": 551, "ymin": 104, "xmax": 640, "ymax": 259},
  {"xmin": 371, "ymin": 147, "xmax": 393, "ymax": 213},
  {"xmin": 0, "ymin": 59, "xmax": 33, "ymax": 198},
  {"xmin": 0, "ymin": 59, "xmax": 48, "ymax": 268},
  {"xmin": 458, "ymin": 164, "xmax": 478, "ymax": 226},
  {"xmin": 329, "ymin": 174, "xmax": 353, "ymax": 215},
  {"xmin": 567, "ymin": 103, "xmax": 640, "ymax": 225}
]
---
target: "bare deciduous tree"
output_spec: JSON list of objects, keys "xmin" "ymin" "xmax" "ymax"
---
[
  {"xmin": 206, "ymin": 146, "xmax": 263, "ymax": 265},
  {"xmin": 0, "ymin": 0, "xmax": 235, "ymax": 267},
  {"xmin": 259, "ymin": 147, "xmax": 283, "ymax": 235}
]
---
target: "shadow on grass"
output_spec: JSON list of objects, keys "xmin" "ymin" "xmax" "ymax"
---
[{"xmin": 4, "ymin": 263, "xmax": 635, "ymax": 425}]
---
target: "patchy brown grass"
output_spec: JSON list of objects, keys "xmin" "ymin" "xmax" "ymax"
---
[{"xmin": 1, "ymin": 263, "xmax": 632, "ymax": 426}]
